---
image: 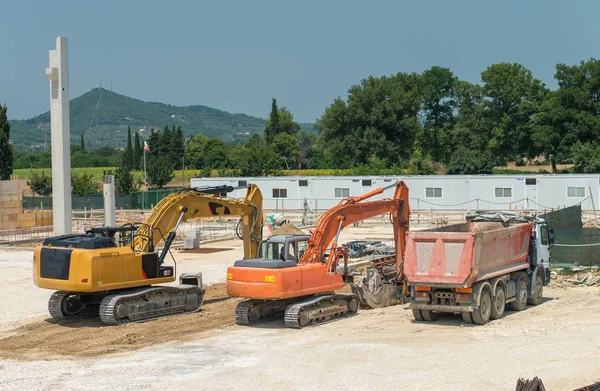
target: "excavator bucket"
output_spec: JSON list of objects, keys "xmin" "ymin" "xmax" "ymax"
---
[{"xmin": 351, "ymin": 267, "xmax": 402, "ymax": 308}]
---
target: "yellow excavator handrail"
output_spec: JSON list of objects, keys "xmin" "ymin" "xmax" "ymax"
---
[{"xmin": 133, "ymin": 184, "xmax": 263, "ymax": 259}]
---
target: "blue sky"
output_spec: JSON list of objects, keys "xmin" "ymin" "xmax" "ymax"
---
[{"xmin": 1, "ymin": 0, "xmax": 598, "ymax": 122}]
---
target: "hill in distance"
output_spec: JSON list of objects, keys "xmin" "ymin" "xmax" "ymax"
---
[{"xmin": 10, "ymin": 88, "xmax": 315, "ymax": 151}]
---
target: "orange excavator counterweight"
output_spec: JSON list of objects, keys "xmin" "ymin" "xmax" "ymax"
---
[{"xmin": 227, "ymin": 181, "xmax": 410, "ymax": 328}]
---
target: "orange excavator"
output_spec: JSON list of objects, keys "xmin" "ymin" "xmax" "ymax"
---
[{"xmin": 227, "ymin": 181, "xmax": 410, "ymax": 328}]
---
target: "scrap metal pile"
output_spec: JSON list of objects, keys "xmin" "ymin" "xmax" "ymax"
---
[
  {"xmin": 516, "ymin": 377, "xmax": 546, "ymax": 391},
  {"xmin": 344, "ymin": 240, "xmax": 395, "ymax": 258}
]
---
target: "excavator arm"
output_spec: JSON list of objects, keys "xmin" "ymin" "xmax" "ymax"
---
[
  {"xmin": 133, "ymin": 184, "xmax": 263, "ymax": 259},
  {"xmin": 300, "ymin": 181, "xmax": 410, "ymax": 275}
]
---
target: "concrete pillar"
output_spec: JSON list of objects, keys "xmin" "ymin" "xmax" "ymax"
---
[
  {"xmin": 46, "ymin": 37, "xmax": 72, "ymax": 235},
  {"xmin": 103, "ymin": 175, "xmax": 116, "ymax": 227}
]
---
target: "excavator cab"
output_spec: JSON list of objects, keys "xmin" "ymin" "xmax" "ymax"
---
[{"xmin": 258, "ymin": 234, "xmax": 311, "ymax": 262}]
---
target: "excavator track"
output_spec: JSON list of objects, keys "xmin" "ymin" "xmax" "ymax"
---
[
  {"xmin": 48, "ymin": 291, "xmax": 99, "ymax": 321},
  {"xmin": 284, "ymin": 293, "xmax": 358, "ymax": 329},
  {"xmin": 235, "ymin": 299, "xmax": 289, "ymax": 325},
  {"xmin": 99, "ymin": 285, "xmax": 204, "ymax": 325}
]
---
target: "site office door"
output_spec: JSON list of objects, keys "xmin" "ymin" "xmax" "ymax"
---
[{"xmin": 525, "ymin": 178, "xmax": 538, "ymax": 210}]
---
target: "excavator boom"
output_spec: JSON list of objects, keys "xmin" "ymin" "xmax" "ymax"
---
[{"xmin": 134, "ymin": 184, "xmax": 263, "ymax": 259}]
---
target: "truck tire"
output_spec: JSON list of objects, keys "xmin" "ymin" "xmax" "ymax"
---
[
  {"xmin": 490, "ymin": 286, "xmax": 506, "ymax": 320},
  {"xmin": 462, "ymin": 311, "xmax": 473, "ymax": 324},
  {"xmin": 422, "ymin": 310, "xmax": 439, "ymax": 322},
  {"xmin": 472, "ymin": 289, "xmax": 491, "ymax": 325},
  {"xmin": 509, "ymin": 279, "xmax": 528, "ymax": 311},
  {"xmin": 412, "ymin": 309, "xmax": 424, "ymax": 321},
  {"xmin": 527, "ymin": 275, "xmax": 544, "ymax": 306}
]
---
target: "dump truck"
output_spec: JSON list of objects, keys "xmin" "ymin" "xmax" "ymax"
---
[{"xmin": 405, "ymin": 212, "xmax": 554, "ymax": 325}]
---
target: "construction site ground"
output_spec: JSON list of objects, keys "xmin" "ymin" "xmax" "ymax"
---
[{"xmin": 0, "ymin": 225, "xmax": 599, "ymax": 390}]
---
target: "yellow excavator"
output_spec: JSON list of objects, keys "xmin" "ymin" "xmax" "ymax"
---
[{"xmin": 33, "ymin": 184, "xmax": 263, "ymax": 325}]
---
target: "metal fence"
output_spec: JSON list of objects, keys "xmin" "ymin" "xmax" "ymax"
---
[
  {"xmin": 23, "ymin": 195, "xmax": 132, "ymax": 210},
  {"xmin": 131, "ymin": 188, "xmax": 182, "ymax": 209}
]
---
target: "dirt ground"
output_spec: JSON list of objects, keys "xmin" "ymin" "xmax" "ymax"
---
[{"xmin": 0, "ymin": 226, "xmax": 599, "ymax": 390}]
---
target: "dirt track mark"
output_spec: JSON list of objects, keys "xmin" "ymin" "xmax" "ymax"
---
[{"xmin": 0, "ymin": 283, "xmax": 241, "ymax": 360}]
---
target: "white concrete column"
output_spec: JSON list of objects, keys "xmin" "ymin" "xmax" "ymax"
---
[
  {"xmin": 46, "ymin": 37, "xmax": 72, "ymax": 235},
  {"xmin": 103, "ymin": 175, "xmax": 116, "ymax": 227}
]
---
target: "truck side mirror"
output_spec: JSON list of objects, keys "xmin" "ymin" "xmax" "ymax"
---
[{"xmin": 549, "ymin": 227, "xmax": 555, "ymax": 247}]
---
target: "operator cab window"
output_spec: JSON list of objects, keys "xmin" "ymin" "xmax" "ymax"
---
[{"xmin": 260, "ymin": 242, "xmax": 285, "ymax": 260}]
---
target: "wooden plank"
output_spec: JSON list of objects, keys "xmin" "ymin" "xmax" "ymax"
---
[{"xmin": 1, "ymin": 200, "xmax": 22, "ymax": 208}]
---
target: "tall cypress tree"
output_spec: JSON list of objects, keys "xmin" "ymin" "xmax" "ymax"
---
[
  {"xmin": 172, "ymin": 126, "xmax": 185, "ymax": 169},
  {"xmin": 147, "ymin": 128, "xmax": 160, "ymax": 158},
  {"xmin": 133, "ymin": 130, "xmax": 142, "ymax": 170},
  {"xmin": 0, "ymin": 104, "xmax": 13, "ymax": 180},
  {"xmin": 80, "ymin": 134, "xmax": 86, "ymax": 152},
  {"xmin": 122, "ymin": 125, "xmax": 134, "ymax": 170},
  {"xmin": 158, "ymin": 125, "xmax": 172, "ymax": 159},
  {"xmin": 264, "ymin": 98, "xmax": 279, "ymax": 144}
]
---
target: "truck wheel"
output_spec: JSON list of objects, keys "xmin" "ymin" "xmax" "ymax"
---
[
  {"xmin": 461, "ymin": 311, "xmax": 473, "ymax": 324},
  {"xmin": 422, "ymin": 310, "xmax": 439, "ymax": 322},
  {"xmin": 412, "ymin": 309, "xmax": 424, "ymax": 321},
  {"xmin": 472, "ymin": 289, "xmax": 491, "ymax": 325},
  {"xmin": 527, "ymin": 275, "xmax": 543, "ymax": 306},
  {"xmin": 490, "ymin": 286, "xmax": 505, "ymax": 320},
  {"xmin": 509, "ymin": 279, "xmax": 528, "ymax": 311}
]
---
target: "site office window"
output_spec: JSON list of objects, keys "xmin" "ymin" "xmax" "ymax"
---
[
  {"xmin": 495, "ymin": 187, "xmax": 512, "ymax": 198},
  {"xmin": 567, "ymin": 186, "xmax": 585, "ymax": 198},
  {"xmin": 272, "ymin": 188, "xmax": 288, "ymax": 198},
  {"xmin": 334, "ymin": 188, "xmax": 350, "ymax": 198},
  {"xmin": 425, "ymin": 187, "xmax": 442, "ymax": 198}
]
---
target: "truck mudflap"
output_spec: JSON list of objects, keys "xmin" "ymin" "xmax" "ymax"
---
[{"xmin": 410, "ymin": 303, "xmax": 474, "ymax": 313}]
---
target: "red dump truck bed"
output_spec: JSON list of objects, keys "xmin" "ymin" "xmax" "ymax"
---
[{"xmin": 404, "ymin": 222, "xmax": 532, "ymax": 288}]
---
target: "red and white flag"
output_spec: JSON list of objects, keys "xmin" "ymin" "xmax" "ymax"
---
[{"xmin": 144, "ymin": 141, "xmax": 150, "ymax": 152}]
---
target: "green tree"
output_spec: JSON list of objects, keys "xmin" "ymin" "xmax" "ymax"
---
[
  {"xmin": 0, "ymin": 104, "xmax": 13, "ymax": 180},
  {"xmin": 271, "ymin": 132, "xmax": 298, "ymax": 169},
  {"xmin": 421, "ymin": 66, "xmax": 456, "ymax": 163},
  {"xmin": 133, "ymin": 130, "xmax": 142, "ymax": 170},
  {"xmin": 28, "ymin": 170, "xmax": 52, "ymax": 197},
  {"xmin": 71, "ymin": 173, "xmax": 101, "ymax": 196},
  {"xmin": 316, "ymin": 72, "xmax": 422, "ymax": 168},
  {"xmin": 233, "ymin": 135, "xmax": 279, "ymax": 176},
  {"xmin": 171, "ymin": 126, "xmax": 185, "ymax": 169},
  {"xmin": 481, "ymin": 63, "xmax": 547, "ymax": 162},
  {"xmin": 80, "ymin": 134, "xmax": 86, "ymax": 152},
  {"xmin": 115, "ymin": 164, "xmax": 135, "ymax": 194},
  {"xmin": 264, "ymin": 98, "xmax": 280, "ymax": 143},
  {"xmin": 297, "ymin": 130, "xmax": 317, "ymax": 169},
  {"xmin": 147, "ymin": 155, "xmax": 174, "ymax": 188},
  {"xmin": 572, "ymin": 141, "xmax": 600, "ymax": 173},
  {"xmin": 446, "ymin": 146, "xmax": 494, "ymax": 174},
  {"xmin": 147, "ymin": 128, "xmax": 160, "ymax": 158},
  {"xmin": 122, "ymin": 126, "xmax": 134, "ymax": 170},
  {"xmin": 449, "ymin": 81, "xmax": 488, "ymax": 152},
  {"xmin": 158, "ymin": 126, "xmax": 172, "ymax": 158},
  {"xmin": 185, "ymin": 134, "xmax": 229, "ymax": 169}
]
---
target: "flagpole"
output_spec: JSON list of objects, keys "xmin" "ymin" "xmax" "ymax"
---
[{"xmin": 143, "ymin": 147, "xmax": 147, "ymax": 188}]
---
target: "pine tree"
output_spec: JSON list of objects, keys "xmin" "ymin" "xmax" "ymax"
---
[
  {"xmin": 115, "ymin": 163, "xmax": 135, "ymax": 194},
  {"xmin": 158, "ymin": 126, "xmax": 173, "ymax": 159},
  {"xmin": 264, "ymin": 98, "xmax": 279, "ymax": 144},
  {"xmin": 0, "ymin": 104, "xmax": 13, "ymax": 180},
  {"xmin": 147, "ymin": 128, "xmax": 160, "ymax": 158},
  {"xmin": 133, "ymin": 131, "xmax": 142, "ymax": 170},
  {"xmin": 80, "ymin": 134, "xmax": 86, "ymax": 152},
  {"xmin": 122, "ymin": 126, "xmax": 133, "ymax": 170},
  {"xmin": 172, "ymin": 126, "xmax": 185, "ymax": 169}
]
